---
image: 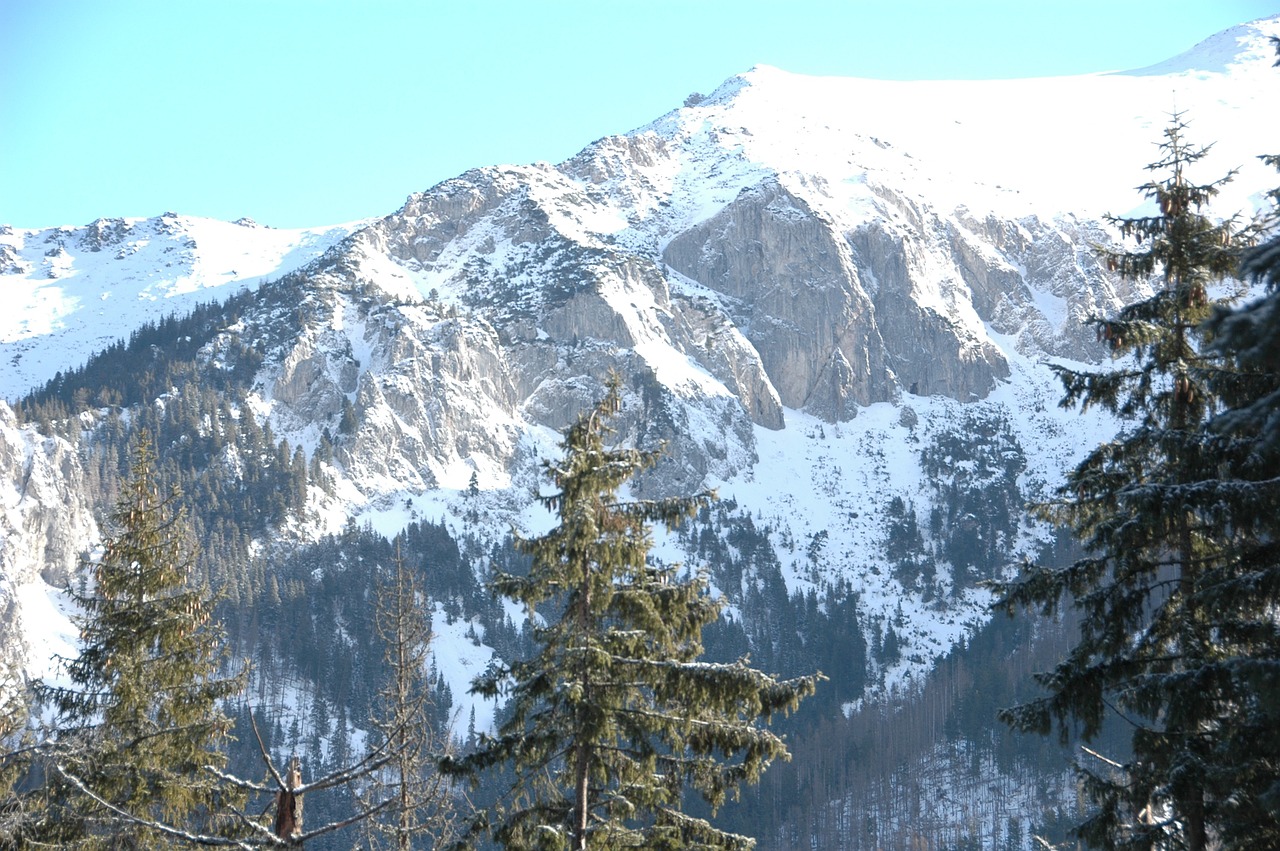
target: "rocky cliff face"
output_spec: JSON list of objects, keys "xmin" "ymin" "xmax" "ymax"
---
[
  {"xmin": 278, "ymin": 87, "xmax": 1159, "ymax": 461},
  {"xmin": 198, "ymin": 51, "xmax": 1269, "ymax": 529},
  {"xmin": 242, "ymin": 124, "xmax": 1131, "ymax": 516},
  {"xmin": 0, "ymin": 405, "xmax": 95, "ymax": 588},
  {"xmin": 0, "ymin": 403, "xmax": 96, "ymax": 670},
  {"xmin": 663, "ymin": 180, "xmax": 895, "ymax": 419}
]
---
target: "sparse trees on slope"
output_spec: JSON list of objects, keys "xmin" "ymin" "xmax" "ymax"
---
[
  {"xmin": 994, "ymin": 117, "xmax": 1257, "ymax": 850},
  {"xmin": 443, "ymin": 376, "xmax": 820, "ymax": 851},
  {"xmin": 33, "ymin": 433, "xmax": 246, "ymax": 848}
]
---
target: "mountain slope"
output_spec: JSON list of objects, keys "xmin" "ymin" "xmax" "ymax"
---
[
  {"xmin": 0, "ymin": 214, "xmax": 363, "ymax": 400},
  {"xmin": 2, "ymin": 14, "xmax": 1279, "ymax": 849},
  {"xmin": 7, "ymin": 11, "xmax": 1279, "ymax": 695},
  {"xmin": 208, "ymin": 16, "xmax": 1278, "ymax": 681}
]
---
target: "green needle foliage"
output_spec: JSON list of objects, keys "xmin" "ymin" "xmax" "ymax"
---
[
  {"xmin": 444, "ymin": 376, "xmax": 820, "ymax": 851},
  {"xmin": 33, "ymin": 434, "xmax": 245, "ymax": 848},
  {"xmin": 0, "ymin": 659, "xmax": 38, "ymax": 845},
  {"xmin": 1197, "ymin": 142, "xmax": 1280, "ymax": 845},
  {"xmin": 993, "ymin": 116, "xmax": 1259, "ymax": 851}
]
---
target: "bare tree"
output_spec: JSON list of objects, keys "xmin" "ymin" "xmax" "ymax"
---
[
  {"xmin": 37, "ymin": 706, "xmax": 401, "ymax": 848},
  {"xmin": 360, "ymin": 543, "xmax": 462, "ymax": 850}
]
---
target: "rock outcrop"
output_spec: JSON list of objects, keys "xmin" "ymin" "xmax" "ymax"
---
[
  {"xmin": 664, "ymin": 181, "xmax": 896, "ymax": 419},
  {"xmin": 0, "ymin": 402, "xmax": 97, "ymax": 668}
]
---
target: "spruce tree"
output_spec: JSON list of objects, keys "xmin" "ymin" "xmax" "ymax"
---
[
  {"xmin": 0, "ymin": 658, "xmax": 36, "ymax": 844},
  {"xmin": 34, "ymin": 434, "xmax": 244, "ymax": 848},
  {"xmin": 1195, "ymin": 141, "xmax": 1280, "ymax": 844},
  {"xmin": 444, "ymin": 376, "xmax": 819, "ymax": 851},
  {"xmin": 994, "ymin": 117, "xmax": 1255, "ymax": 850}
]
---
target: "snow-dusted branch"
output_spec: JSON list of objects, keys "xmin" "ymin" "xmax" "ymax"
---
[{"xmin": 53, "ymin": 763, "xmax": 259, "ymax": 849}]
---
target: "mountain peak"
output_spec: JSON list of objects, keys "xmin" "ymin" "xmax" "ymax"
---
[{"xmin": 1117, "ymin": 14, "xmax": 1280, "ymax": 77}]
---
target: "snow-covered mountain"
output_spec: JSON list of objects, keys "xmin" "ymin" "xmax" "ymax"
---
[
  {"xmin": 0, "ymin": 214, "xmax": 363, "ymax": 399},
  {"xmin": 2, "ymin": 16, "xmax": 1279, "ymax": 839},
  {"xmin": 202, "ymin": 15, "xmax": 1275, "ymax": 682}
]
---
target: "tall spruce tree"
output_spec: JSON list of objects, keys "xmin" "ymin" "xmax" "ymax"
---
[
  {"xmin": 994, "ymin": 117, "xmax": 1256, "ymax": 850},
  {"xmin": 444, "ymin": 377, "xmax": 819, "ymax": 851},
  {"xmin": 1195, "ymin": 135, "xmax": 1280, "ymax": 843},
  {"xmin": 34, "ymin": 434, "xmax": 244, "ymax": 848}
]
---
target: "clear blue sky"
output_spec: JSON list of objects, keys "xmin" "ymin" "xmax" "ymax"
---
[{"xmin": 2, "ymin": 1, "xmax": 1275, "ymax": 229}]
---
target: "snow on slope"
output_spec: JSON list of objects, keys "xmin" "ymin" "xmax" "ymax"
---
[
  {"xmin": 1123, "ymin": 16, "xmax": 1280, "ymax": 76},
  {"xmin": 638, "ymin": 15, "xmax": 1280, "ymax": 234},
  {"xmin": 272, "ymin": 14, "xmax": 1280, "ymax": 700},
  {"xmin": 671, "ymin": 355, "xmax": 1104, "ymax": 693},
  {"xmin": 0, "ymin": 214, "xmax": 364, "ymax": 401}
]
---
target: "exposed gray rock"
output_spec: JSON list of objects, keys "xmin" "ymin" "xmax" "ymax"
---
[
  {"xmin": 566, "ymin": 133, "xmax": 672, "ymax": 186},
  {"xmin": 0, "ymin": 402, "xmax": 97, "ymax": 670},
  {"xmin": 79, "ymin": 217, "xmax": 132, "ymax": 252},
  {"xmin": 0, "ymin": 244, "xmax": 28, "ymax": 275},
  {"xmin": 664, "ymin": 180, "xmax": 896, "ymax": 419},
  {"xmin": 0, "ymin": 403, "xmax": 95, "ymax": 589},
  {"xmin": 849, "ymin": 220, "xmax": 1009, "ymax": 400},
  {"xmin": 272, "ymin": 330, "xmax": 360, "ymax": 426},
  {"xmin": 281, "ymin": 294, "xmax": 528, "ymax": 492},
  {"xmin": 663, "ymin": 290, "xmax": 784, "ymax": 430}
]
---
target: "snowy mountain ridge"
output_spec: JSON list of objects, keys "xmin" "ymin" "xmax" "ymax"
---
[{"xmin": 0, "ymin": 214, "xmax": 365, "ymax": 399}]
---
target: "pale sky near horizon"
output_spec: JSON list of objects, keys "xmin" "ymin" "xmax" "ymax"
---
[{"xmin": 2, "ymin": 1, "xmax": 1276, "ymax": 230}]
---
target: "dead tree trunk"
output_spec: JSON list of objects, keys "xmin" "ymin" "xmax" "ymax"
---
[{"xmin": 274, "ymin": 756, "xmax": 303, "ymax": 844}]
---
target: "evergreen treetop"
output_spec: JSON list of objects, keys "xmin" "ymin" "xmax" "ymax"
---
[
  {"xmin": 34, "ymin": 433, "xmax": 245, "ymax": 848},
  {"xmin": 1193, "ymin": 105, "xmax": 1280, "ymax": 847},
  {"xmin": 444, "ymin": 375, "xmax": 820, "ymax": 851},
  {"xmin": 994, "ymin": 116, "xmax": 1259, "ymax": 851}
]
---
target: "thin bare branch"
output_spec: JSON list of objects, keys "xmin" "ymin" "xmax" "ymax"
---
[
  {"xmin": 53, "ymin": 763, "xmax": 261, "ymax": 849},
  {"xmin": 248, "ymin": 709, "xmax": 288, "ymax": 791},
  {"xmin": 294, "ymin": 796, "xmax": 397, "ymax": 844},
  {"xmin": 1081, "ymin": 745, "xmax": 1124, "ymax": 769}
]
